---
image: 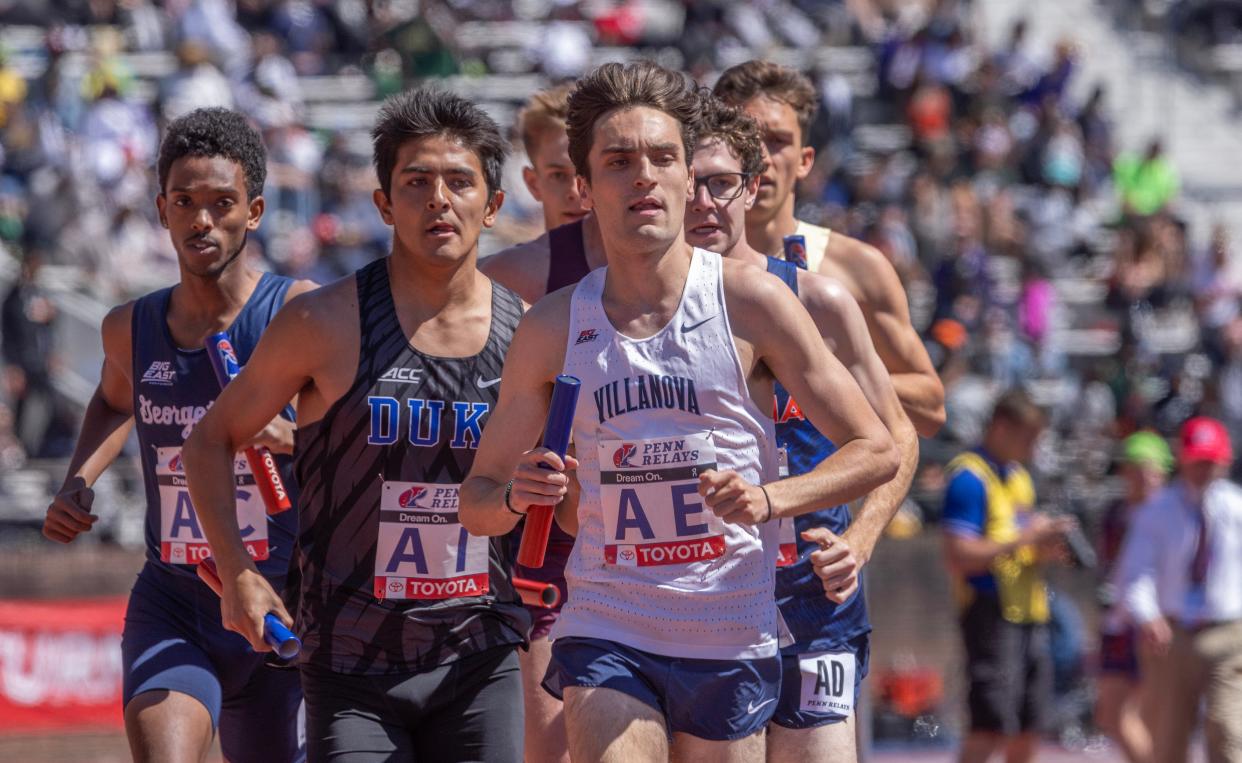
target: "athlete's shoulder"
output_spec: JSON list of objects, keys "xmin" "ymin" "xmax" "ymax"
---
[
  {"xmin": 795, "ymin": 269, "xmax": 854, "ymax": 314},
  {"xmin": 479, "ymin": 232, "xmax": 551, "ymax": 304},
  {"xmin": 101, "ymin": 299, "xmax": 137, "ymax": 359},
  {"xmin": 721, "ymin": 254, "xmax": 797, "ymax": 305},
  {"xmin": 283, "ymin": 277, "xmax": 319, "ymax": 303},
  {"xmin": 824, "ymin": 232, "xmax": 902, "ymax": 303},
  {"xmin": 275, "ymin": 270, "xmax": 357, "ymax": 330}
]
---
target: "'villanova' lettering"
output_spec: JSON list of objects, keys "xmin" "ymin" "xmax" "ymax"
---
[
  {"xmin": 367, "ymin": 397, "xmax": 490, "ymax": 449},
  {"xmin": 592, "ymin": 375, "xmax": 700, "ymax": 424}
]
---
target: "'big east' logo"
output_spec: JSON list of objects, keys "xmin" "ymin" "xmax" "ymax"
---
[
  {"xmin": 613, "ymin": 444, "xmax": 637, "ymax": 469},
  {"xmin": 398, "ymin": 486, "xmax": 427, "ymax": 509}
]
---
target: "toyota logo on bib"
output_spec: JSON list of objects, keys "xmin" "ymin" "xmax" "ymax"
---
[
  {"xmin": 613, "ymin": 443, "xmax": 637, "ymax": 468},
  {"xmin": 398, "ymin": 486, "xmax": 427, "ymax": 508},
  {"xmin": 388, "ymin": 580, "xmax": 403, "ymax": 592}
]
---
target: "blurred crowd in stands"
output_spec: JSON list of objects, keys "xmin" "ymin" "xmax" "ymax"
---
[{"xmin": 0, "ymin": 0, "xmax": 1237, "ymax": 540}]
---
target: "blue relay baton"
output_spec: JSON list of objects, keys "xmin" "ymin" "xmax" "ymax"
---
[
  {"xmin": 516, "ymin": 375, "xmax": 581, "ymax": 568},
  {"xmin": 198, "ymin": 557, "xmax": 302, "ymax": 660}
]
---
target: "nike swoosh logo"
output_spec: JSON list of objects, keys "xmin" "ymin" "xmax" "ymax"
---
[
  {"xmin": 476, "ymin": 376, "xmax": 502, "ymax": 388},
  {"xmin": 747, "ymin": 697, "xmax": 777, "ymax": 714},
  {"xmin": 680, "ymin": 316, "xmax": 713, "ymax": 333}
]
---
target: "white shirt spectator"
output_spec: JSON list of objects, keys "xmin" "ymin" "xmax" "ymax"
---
[{"xmin": 1116, "ymin": 479, "xmax": 1242, "ymax": 627}]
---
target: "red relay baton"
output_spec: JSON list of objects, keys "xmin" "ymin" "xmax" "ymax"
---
[
  {"xmin": 516, "ymin": 375, "xmax": 580, "ymax": 568},
  {"xmin": 513, "ymin": 576, "xmax": 562, "ymax": 609},
  {"xmin": 204, "ymin": 332, "xmax": 292, "ymax": 515}
]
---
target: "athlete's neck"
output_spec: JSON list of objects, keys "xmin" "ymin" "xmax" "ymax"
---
[
  {"xmin": 168, "ymin": 261, "xmax": 261, "ymax": 347},
  {"xmin": 601, "ymin": 238, "xmax": 693, "ymax": 337},
  {"xmin": 581, "ymin": 213, "xmax": 608, "ymax": 270},
  {"xmin": 388, "ymin": 242, "xmax": 485, "ymax": 318},
  {"xmin": 746, "ymin": 196, "xmax": 798, "ymax": 258}
]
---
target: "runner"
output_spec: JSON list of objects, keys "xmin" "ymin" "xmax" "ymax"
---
[
  {"xmin": 714, "ymin": 60, "xmax": 946, "ymax": 436},
  {"xmin": 684, "ymin": 93, "xmax": 918, "ymax": 763},
  {"xmin": 182, "ymin": 89, "xmax": 529, "ymax": 762},
  {"xmin": 461, "ymin": 61, "xmax": 899, "ymax": 763},
  {"xmin": 41, "ymin": 107, "xmax": 313, "ymax": 763},
  {"xmin": 481, "ymin": 82, "xmax": 607, "ymax": 305},
  {"xmin": 483, "ymin": 83, "xmax": 587, "ymax": 763}
]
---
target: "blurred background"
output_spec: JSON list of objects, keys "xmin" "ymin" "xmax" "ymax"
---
[{"xmin": 0, "ymin": 0, "xmax": 1238, "ymax": 759}]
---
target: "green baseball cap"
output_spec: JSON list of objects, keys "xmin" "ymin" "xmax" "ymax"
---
[{"xmin": 1121, "ymin": 431, "xmax": 1173, "ymax": 473}]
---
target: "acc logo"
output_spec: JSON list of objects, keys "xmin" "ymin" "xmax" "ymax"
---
[
  {"xmin": 388, "ymin": 580, "xmax": 403, "ymax": 592},
  {"xmin": 167, "ymin": 453, "xmax": 184, "ymax": 473},
  {"xmin": 398, "ymin": 486, "xmax": 427, "ymax": 509},
  {"xmin": 575, "ymin": 329, "xmax": 599, "ymax": 345},
  {"xmin": 612, "ymin": 443, "xmax": 637, "ymax": 468}
]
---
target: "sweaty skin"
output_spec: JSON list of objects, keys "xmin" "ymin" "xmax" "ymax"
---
[
  {"xmin": 686, "ymin": 136, "xmax": 918, "ymax": 605},
  {"xmin": 41, "ymin": 154, "xmax": 314, "ymax": 763},
  {"xmin": 736, "ymin": 93, "xmax": 945, "ymax": 436},
  {"xmin": 460, "ymin": 104, "xmax": 897, "ymax": 763},
  {"xmin": 182, "ymin": 134, "xmax": 506, "ymax": 654}
]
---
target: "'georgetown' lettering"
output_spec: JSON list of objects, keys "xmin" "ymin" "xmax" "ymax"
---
[
  {"xmin": 592, "ymin": 375, "xmax": 701, "ymax": 424},
  {"xmin": 138, "ymin": 394, "xmax": 210, "ymax": 439}
]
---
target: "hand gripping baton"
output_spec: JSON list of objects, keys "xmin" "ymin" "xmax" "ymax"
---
[
  {"xmin": 515, "ymin": 375, "xmax": 580, "ymax": 568},
  {"xmin": 197, "ymin": 557, "xmax": 301, "ymax": 660},
  {"xmin": 204, "ymin": 332, "xmax": 293, "ymax": 515},
  {"xmin": 513, "ymin": 576, "xmax": 562, "ymax": 609}
]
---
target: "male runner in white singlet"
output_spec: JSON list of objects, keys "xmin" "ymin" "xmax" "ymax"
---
[
  {"xmin": 461, "ymin": 62, "xmax": 898, "ymax": 763},
  {"xmin": 714, "ymin": 61, "xmax": 946, "ymax": 436},
  {"xmin": 685, "ymin": 93, "xmax": 917, "ymax": 763}
]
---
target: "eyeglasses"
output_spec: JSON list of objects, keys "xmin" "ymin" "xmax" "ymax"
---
[{"xmin": 694, "ymin": 172, "xmax": 751, "ymax": 201}]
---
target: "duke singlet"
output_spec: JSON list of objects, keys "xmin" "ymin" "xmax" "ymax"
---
[
  {"xmin": 131, "ymin": 272, "xmax": 297, "ymax": 579},
  {"xmin": 556, "ymin": 247, "xmax": 782, "ymax": 660},
  {"xmin": 766, "ymin": 257, "xmax": 869, "ymax": 651},
  {"xmin": 293, "ymin": 258, "xmax": 530, "ymax": 674}
]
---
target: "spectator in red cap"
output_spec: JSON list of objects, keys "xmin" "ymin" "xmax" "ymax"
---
[{"xmin": 1114, "ymin": 416, "xmax": 1242, "ymax": 763}]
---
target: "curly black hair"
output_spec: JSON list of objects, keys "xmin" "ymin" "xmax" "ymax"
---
[
  {"xmin": 157, "ymin": 108, "xmax": 267, "ymax": 200},
  {"xmin": 372, "ymin": 88, "xmax": 507, "ymax": 198}
]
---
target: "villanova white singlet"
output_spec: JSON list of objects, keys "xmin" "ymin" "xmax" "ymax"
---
[{"xmin": 554, "ymin": 247, "xmax": 782, "ymax": 660}]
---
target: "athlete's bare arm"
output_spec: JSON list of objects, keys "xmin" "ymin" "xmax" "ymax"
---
[
  {"xmin": 478, "ymin": 234, "xmax": 552, "ymax": 305},
  {"xmin": 703, "ymin": 260, "xmax": 898, "ymax": 524},
  {"xmin": 246, "ymin": 278, "xmax": 320, "ymax": 456},
  {"xmin": 798, "ymin": 272, "xmax": 919, "ymax": 602},
  {"xmin": 182, "ymin": 277, "xmax": 359, "ymax": 651},
  {"xmin": 822, "ymin": 235, "xmax": 945, "ymax": 437},
  {"xmin": 42, "ymin": 303, "xmax": 136, "ymax": 543},
  {"xmin": 460, "ymin": 288, "xmax": 579, "ymax": 537}
]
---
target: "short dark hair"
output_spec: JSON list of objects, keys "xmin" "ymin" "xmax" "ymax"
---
[
  {"xmin": 566, "ymin": 61, "xmax": 701, "ymax": 180},
  {"xmin": 713, "ymin": 60, "xmax": 819, "ymax": 143},
  {"xmin": 158, "ymin": 108, "xmax": 267, "ymax": 200},
  {"xmin": 371, "ymin": 87, "xmax": 507, "ymax": 197},
  {"xmin": 696, "ymin": 92, "xmax": 766, "ymax": 177},
  {"xmin": 990, "ymin": 389, "xmax": 1046, "ymax": 430}
]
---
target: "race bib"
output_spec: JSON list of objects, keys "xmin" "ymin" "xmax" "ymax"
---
[
  {"xmin": 373, "ymin": 481, "xmax": 489, "ymax": 600},
  {"xmin": 798, "ymin": 650, "xmax": 856, "ymax": 716},
  {"xmin": 156, "ymin": 447, "xmax": 269, "ymax": 565},
  {"xmin": 599, "ymin": 432, "xmax": 725, "ymax": 567},
  {"xmin": 775, "ymin": 448, "xmax": 798, "ymax": 567}
]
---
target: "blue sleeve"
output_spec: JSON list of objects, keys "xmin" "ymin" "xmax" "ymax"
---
[{"xmin": 942, "ymin": 470, "xmax": 987, "ymax": 537}]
